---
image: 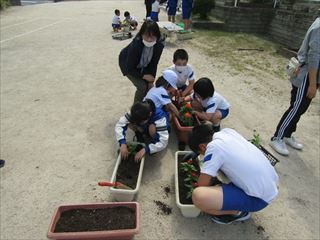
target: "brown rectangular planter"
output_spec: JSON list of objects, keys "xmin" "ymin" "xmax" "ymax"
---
[
  {"xmin": 172, "ymin": 115, "xmax": 200, "ymax": 150},
  {"xmin": 47, "ymin": 202, "xmax": 140, "ymax": 240}
]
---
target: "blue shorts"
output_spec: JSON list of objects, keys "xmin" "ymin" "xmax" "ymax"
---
[
  {"xmin": 112, "ymin": 23, "xmax": 121, "ymax": 29},
  {"xmin": 167, "ymin": 0, "xmax": 178, "ymax": 15},
  {"xmin": 150, "ymin": 11, "xmax": 159, "ymax": 22},
  {"xmin": 182, "ymin": 0, "xmax": 193, "ymax": 19},
  {"xmin": 218, "ymin": 108, "xmax": 229, "ymax": 119},
  {"xmin": 221, "ymin": 183, "xmax": 268, "ymax": 212}
]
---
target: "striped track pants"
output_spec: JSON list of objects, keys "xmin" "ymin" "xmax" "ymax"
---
[{"xmin": 273, "ymin": 73, "xmax": 312, "ymax": 139}]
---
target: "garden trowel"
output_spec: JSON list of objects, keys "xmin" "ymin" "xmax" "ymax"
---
[{"xmin": 98, "ymin": 181, "xmax": 132, "ymax": 190}]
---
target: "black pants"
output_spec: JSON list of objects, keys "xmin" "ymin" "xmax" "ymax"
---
[
  {"xmin": 145, "ymin": 0, "xmax": 152, "ymax": 18},
  {"xmin": 273, "ymin": 73, "xmax": 312, "ymax": 139}
]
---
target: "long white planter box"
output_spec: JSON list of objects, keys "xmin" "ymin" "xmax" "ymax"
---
[
  {"xmin": 110, "ymin": 143, "xmax": 145, "ymax": 202},
  {"xmin": 175, "ymin": 151, "xmax": 201, "ymax": 218}
]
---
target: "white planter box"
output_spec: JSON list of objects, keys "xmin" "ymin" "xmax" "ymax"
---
[
  {"xmin": 175, "ymin": 151, "xmax": 201, "ymax": 218},
  {"xmin": 110, "ymin": 143, "xmax": 145, "ymax": 202}
]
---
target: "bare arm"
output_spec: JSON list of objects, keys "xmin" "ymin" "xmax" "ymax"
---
[
  {"xmin": 168, "ymin": 103, "xmax": 180, "ymax": 118},
  {"xmin": 193, "ymin": 111, "xmax": 214, "ymax": 121},
  {"xmin": 197, "ymin": 173, "xmax": 212, "ymax": 187},
  {"xmin": 182, "ymin": 80, "xmax": 195, "ymax": 97}
]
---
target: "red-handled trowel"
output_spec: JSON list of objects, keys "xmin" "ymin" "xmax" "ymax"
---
[{"xmin": 98, "ymin": 181, "xmax": 132, "ymax": 190}]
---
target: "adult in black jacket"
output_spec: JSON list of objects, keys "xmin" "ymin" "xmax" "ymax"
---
[{"xmin": 119, "ymin": 21, "xmax": 164, "ymax": 104}]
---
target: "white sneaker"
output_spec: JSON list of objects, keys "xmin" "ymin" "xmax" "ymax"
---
[
  {"xmin": 284, "ymin": 136, "xmax": 303, "ymax": 150},
  {"xmin": 269, "ymin": 138, "xmax": 289, "ymax": 156}
]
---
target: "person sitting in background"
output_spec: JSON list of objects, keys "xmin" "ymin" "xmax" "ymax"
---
[
  {"xmin": 124, "ymin": 11, "xmax": 138, "ymax": 30},
  {"xmin": 112, "ymin": 9, "xmax": 122, "ymax": 31}
]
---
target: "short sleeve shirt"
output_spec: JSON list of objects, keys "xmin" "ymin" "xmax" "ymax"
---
[
  {"xmin": 201, "ymin": 128, "xmax": 279, "ymax": 203},
  {"xmin": 152, "ymin": 1, "xmax": 160, "ymax": 12},
  {"xmin": 168, "ymin": 64, "xmax": 195, "ymax": 88},
  {"xmin": 144, "ymin": 86, "xmax": 171, "ymax": 108},
  {"xmin": 112, "ymin": 15, "xmax": 121, "ymax": 24},
  {"xmin": 193, "ymin": 92, "xmax": 230, "ymax": 113}
]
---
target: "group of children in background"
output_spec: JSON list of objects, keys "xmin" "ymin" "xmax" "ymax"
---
[
  {"xmin": 112, "ymin": 9, "xmax": 138, "ymax": 32},
  {"xmin": 115, "ymin": 48, "xmax": 230, "ymax": 161}
]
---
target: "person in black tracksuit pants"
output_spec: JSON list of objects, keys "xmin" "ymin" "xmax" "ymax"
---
[{"xmin": 270, "ymin": 17, "xmax": 320, "ymax": 156}]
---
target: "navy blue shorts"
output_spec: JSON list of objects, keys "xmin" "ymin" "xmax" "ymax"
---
[
  {"xmin": 182, "ymin": 0, "xmax": 193, "ymax": 19},
  {"xmin": 218, "ymin": 108, "xmax": 229, "ymax": 119},
  {"xmin": 221, "ymin": 183, "xmax": 268, "ymax": 212},
  {"xmin": 150, "ymin": 11, "xmax": 159, "ymax": 22},
  {"xmin": 112, "ymin": 23, "xmax": 121, "ymax": 29},
  {"xmin": 167, "ymin": 0, "xmax": 178, "ymax": 15}
]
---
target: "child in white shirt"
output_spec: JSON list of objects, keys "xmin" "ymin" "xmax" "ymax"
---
[
  {"xmin": 124, "ymin": 11, "xmax": 138, "ymax": 30},
  {"xmin": 184, "ymin": 77, "xmax": 230, "ymax": 132},
  {"xmin": 144, "ymin": 69, "xmax": 180, "ymax": 124},
  {"xmin": 151, "ymin": 0, "xmax": 160, "ymax": 22},
  {"xmin": 188, "ymin": 125, "xmax": 279, "ymax": 224},
  {"xmin": 168, "ymin": 49, "xmax": 196, "ymax": 97},
  {"xmin": 112, "ymin": 9, "xmax": 121, "ymax": 31}
]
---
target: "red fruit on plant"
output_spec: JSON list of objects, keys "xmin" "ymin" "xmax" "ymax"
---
[
  {"xmin": 193, "ymin": 182, "xmax": 198, "ymax": 187},
  {"xmin": 185, "ymin": 112, "xmax": 191, "ymax": 118},
  {"xmin": 187, "ymin": 160, "xmax": 193, "ymax": 164},
  {"xmin": 191, "ymin": 172, "xmax": 197, "ymax": 177},
  {"xmin": 185, "ymin": 103, "xmax": 192, "ymax": 109}
]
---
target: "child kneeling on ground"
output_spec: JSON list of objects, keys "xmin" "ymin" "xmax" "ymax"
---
[
  {"xmin": 188, "ymin": 124, "xmax": 279, "ymax": 224},
  {"xmin": 144, "ymin": 69, "xmax": 180, "ymax": 126},
  {"xmin": 183, "ymin": 77, "xmax": 230, "ymax": 132},
  {"xmin": 115, "ymin": 100, "xmax": 169, "ymax": 161}
]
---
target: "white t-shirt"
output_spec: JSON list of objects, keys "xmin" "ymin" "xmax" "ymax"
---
[
  {"xmin": 193, "ymin": 92, "xmax": 230, "ymax": 113},
  {"xmin": 168, "ymin": 64, "xmax": 195, "ymax": 88},
  {"xmin": 112, "ymin": 15, "xmax": 121, "ymax": 25},
  {"xmin": 152, "ymin": 1, "xmax": 160, "ymax": 12},
  {"xmin": 144, "ymin": 86, "xmax": 171, "ymax": 108},
  {"xmin": 201, "ymin": 128, "xmax": 279, "ymax": 203}
]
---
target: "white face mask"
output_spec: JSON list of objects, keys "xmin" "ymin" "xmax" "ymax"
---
[
  {"xmin": 143, "ymin": 39, "xmax": 156, "ymax": 48},
  {"xmin": 175, "ymin": 65, "xmax": 187, "ymax": 72}
]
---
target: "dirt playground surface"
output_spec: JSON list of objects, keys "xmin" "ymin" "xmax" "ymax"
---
[{"xmin": 0, "ymin": 1, "xmax": 319, "ymax": 239}]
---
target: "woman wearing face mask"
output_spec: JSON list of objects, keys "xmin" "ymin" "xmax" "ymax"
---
[{"xmin": 119, "ymin": 20, "xmax": 164, "ymax": 104}]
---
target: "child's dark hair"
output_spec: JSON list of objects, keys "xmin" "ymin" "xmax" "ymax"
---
[
  {"xmin": 193, "ymin": 77, "xmax": 215, "ymax": 99},
  {"xmin": 130, "ymin": 100, "xmax": 155, "ymax": 124},
  {"xmin": 155, "ymin": 76, "xmax": 170, "ymax": 89},
  {"xmin": 124, "ymin": 11, "xmax": 130, "ymax": 17},
  {"xmin": 188, "ymin": 124, "xmax": 214, "ymax": 154},
  {"xmin": 115, "ymin": 9, "xmax": 120, "ymax": 15},
  {"xmin": 137, "ymin": 20, "xmax": 161, "ymax": 40},
  {"xmin": 173, "ymin": 49, "xmax": 189, "ymax": 62}
]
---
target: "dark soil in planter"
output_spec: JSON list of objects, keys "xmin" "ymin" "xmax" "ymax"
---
[
  {"xmin": 154, "ymin": 200, "xmax": 172, "ymax": 215},
  {"xmin": 54, "ymin": 207, "xmax": 135, "ymax": 233},
  {"xmin": 178, "ymin": 154, "xmax": 221, "ymax": 204},
  {"xmin": 116, "ymin": 144, "xmax": 143, "ymax": 189}
]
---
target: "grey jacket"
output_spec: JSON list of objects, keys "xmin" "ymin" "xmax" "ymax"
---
[{"xmin": 291, "ymin": 17, "xmax": 320, "ymax": 88}]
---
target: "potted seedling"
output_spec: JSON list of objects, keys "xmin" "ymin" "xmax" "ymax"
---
[
  {"xmin": 250, "ymin": 130, "xmax": 279, "ymax": 166},
  {"xmin": 175, "ymin": 151, "xmax": 201, "ymax": 218},
  {"xmin": 47, "ymin": 202, "xmax": 140, "ymax": 240},
  {"xmin": 109, "ymin": 142, "xmax": 145, "ymax": 201},
  {"xmin": 173, "ymin": 102, "xmax": 200, "ymax": 150}
]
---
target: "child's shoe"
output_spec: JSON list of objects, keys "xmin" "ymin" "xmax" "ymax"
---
[{"xmin": 210, "ymin": 211, "xmax": 251, "ymax": 225}]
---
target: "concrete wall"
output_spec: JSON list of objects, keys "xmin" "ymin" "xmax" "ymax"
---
[{"xmin": 211, "ymin": 1, "xmax": 319, "ymax": 49}]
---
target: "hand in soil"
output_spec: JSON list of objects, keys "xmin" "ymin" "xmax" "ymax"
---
[
  {"xmin": 134, "ymin": 148, "xmax": 145, "ymax": 162},
  {"xmin": 120, "ymin": 144, "xmax": 129, "ymax": 160}
]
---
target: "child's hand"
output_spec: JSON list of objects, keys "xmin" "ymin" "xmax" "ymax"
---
[
  {"xmin": 120, "ymin": 144, "xmax": 129, "ymax": 160},
  {"xmin": 134, "ymin": 148, "xmax": 146, "ymax": 162}
]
